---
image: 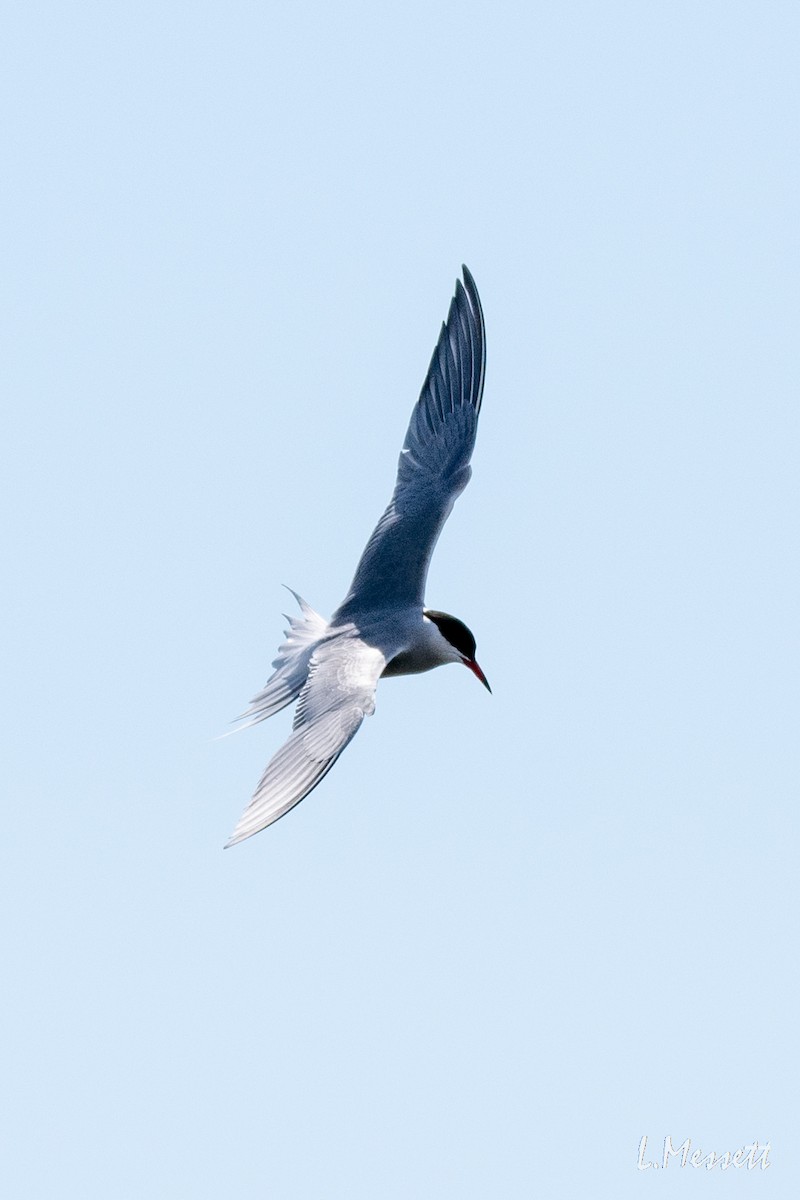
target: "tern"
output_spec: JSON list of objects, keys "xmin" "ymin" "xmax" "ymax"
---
[{"xmin": 226, "ymin": 266, "xmax": 489, "ymax": 846}]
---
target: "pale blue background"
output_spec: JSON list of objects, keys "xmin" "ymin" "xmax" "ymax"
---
[{"xmin": 2, "ymin": 2, "xmax": 797, "ymax": 1197}]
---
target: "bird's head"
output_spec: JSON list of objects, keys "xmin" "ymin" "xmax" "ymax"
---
[{"xmin": 423, "ymin": 609, "xmax": 491, "ymax": 692}]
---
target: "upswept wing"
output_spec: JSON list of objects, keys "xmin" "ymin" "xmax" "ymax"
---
[
  {"xmin": 225, "ymin": 635, "xmax": 386, "ymax": 846},
  {"xmin": 333, "ymin": 266, "xmax": 486, "ymax": 620}
]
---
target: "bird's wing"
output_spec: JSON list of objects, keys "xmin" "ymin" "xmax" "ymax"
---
[
  {"xmin": 332, "ymin": 266, "xmax": 486, "ymax": 620},
  {"xmin": 225, "ymin": 634, "xmax": 386, "ymax": 846}
]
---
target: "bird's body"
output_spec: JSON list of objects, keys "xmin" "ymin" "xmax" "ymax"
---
[{"xmin": 226, "ymin": 266, "xmax": 489, "ymax": 847}]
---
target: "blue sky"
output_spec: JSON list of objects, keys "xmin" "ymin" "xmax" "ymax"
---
[{"xmin": 2, "ymin": 2, "xmax": 798, "ymax": 1196}]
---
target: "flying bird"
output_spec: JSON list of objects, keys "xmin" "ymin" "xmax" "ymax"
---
[{"xmin": 226, "ymin": 266, "xmax": 489, "ymax": 846}]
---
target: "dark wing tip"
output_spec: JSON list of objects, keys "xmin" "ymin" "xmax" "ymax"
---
[
  {"xmin": 457, "ymin": 264, "xmax": 486, "ymax": 416},
  {"xmin": 460, "ymin": 265, "xmax": 483, "ymax": 327},
  {"xmin": 420, "ymin": 265, "xmax": 486, "ymax": 415},
  {"xmin": 397, "ymin": 265, "xmax": 488, "ymax": 496}
]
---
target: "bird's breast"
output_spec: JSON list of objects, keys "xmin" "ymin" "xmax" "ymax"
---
[
  {"xmin": 381, "ymin": 646, "xmax": 438, "ymax": 677},
  {"xmin": 379, "ymin": 616, "xmax": 454, "ymax": 678}
]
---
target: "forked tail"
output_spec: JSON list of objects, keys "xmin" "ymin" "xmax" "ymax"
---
[{"xmin": 232, "ymin": 589, "xmax": 328, "ymax": 731}]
